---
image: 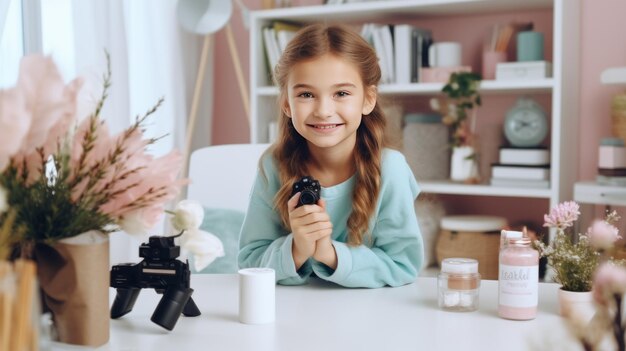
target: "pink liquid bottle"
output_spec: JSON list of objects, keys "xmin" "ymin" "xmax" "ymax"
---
[{"xmin": 498, "ymin": 237, "xmax": 539, "ymax": 320}]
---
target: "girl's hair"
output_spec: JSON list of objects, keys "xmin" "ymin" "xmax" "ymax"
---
[{"xmin": 269, "ymin": 23, "xmax": 386, "ymax": 246}]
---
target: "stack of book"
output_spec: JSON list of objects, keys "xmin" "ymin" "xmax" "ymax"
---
[
  {"xmin": 490, "ymin": 148, "xmax": 551, "ymax": 188},
  {"xmin": 360, "ymin": 23, "xmax": 432, "ymax": 84}
]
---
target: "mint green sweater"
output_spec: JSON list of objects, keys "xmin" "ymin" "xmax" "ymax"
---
[{"xmin": 238, "ymin": 149, "xmax": 423, "ymax": 288}]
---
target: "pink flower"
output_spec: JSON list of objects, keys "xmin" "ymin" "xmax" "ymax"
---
[
  {"xmin": 0, "ymin": 87, "xmax": 31, "ymax": 171},
  {"xmin": 593, "ymin": 263, "xmax": 626, "ymax": 306},
  {"xmin": 586, "ymin": 220, "xmax": 621, "ymax": 250},
  {"xmin": 15, "ymin": 55, "xmax": 81, "ymax": 155},
  {"xmin": 543, "ymin": 201, "xmax": 580, "ymax": 229}
]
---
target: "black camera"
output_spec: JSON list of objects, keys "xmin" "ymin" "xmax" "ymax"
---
[
  {"xmin": 291, "ymin": 176, "xmax": 321, "ymax": 207},
  {"xmin": 110, "ymin": 234, "xmax": 201, "ymax": 331}
]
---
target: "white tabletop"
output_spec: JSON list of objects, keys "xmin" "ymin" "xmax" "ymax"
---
[{"xmin": 51, "ymin": 275, "xmax": 578, "ymax": 351}]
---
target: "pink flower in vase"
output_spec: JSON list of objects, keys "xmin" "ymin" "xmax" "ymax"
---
[
  {"xmin": 0, "ymin": 87, "xmax": 30, "ymax": 171},
  {"xmin": 544, "ymin": 201, "xmax": 580, "ymax": 229},
  {"xmin": 586, "ymin": 220, "xmax": 621, "ymax": 250},
  {"xmin": 16, "ymin": 55, "xmax": 82, "ymax": 155}
]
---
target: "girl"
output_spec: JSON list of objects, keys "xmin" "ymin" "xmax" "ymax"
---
[{"xmin": 238, "ymin": 23, "xmax": 423, "ymax": 288}]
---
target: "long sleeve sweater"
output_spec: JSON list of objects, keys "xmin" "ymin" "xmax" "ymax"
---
[{"xmin": 238, "ymin": 149, "xmax": 424, "ymax": 288}]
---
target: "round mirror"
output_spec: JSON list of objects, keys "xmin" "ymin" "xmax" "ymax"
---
[{"xmin": 177, "ymin": 0, "xmax": 233, "ymax": 35}]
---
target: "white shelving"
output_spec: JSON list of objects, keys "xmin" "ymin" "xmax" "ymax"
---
[{"xmin": 249, "ymin": 0, "xmax": 580, "ymax": 208}]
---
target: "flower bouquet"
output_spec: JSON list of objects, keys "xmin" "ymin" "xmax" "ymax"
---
[
  {"xmin": 535, "ymin": 201, "xmax": 621, "ymax": 292},
  {"xmin": 534, "ymin": 201, "xmax": 624, "ymax": 328},
  {"xmin": 0, "ymin": 54, "xmax": 196, "ymax": 346}
]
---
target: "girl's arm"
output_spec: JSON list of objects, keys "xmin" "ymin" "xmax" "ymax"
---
[
  {"xmin": 311, "ymin": 150, "xmax": 424, "ymax": 288},
  {"xmin": 238, "ymin": 157, "xmax": 313, "ymax": 285}
]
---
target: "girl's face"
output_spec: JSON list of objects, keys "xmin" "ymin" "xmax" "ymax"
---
[{"xmin": 283, "ymin": 54, "xmax": 376, "ymax": 154}]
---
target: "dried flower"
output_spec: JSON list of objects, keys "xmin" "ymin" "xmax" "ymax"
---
[
  {"xmin": 429, "ymin": 98, "xmax": 440, "ymax": 111},
  {"xmin": 0, "ymin": 54, "xmax": 187, "ymax": 246},
  {"xmin": 593, "ymin": 263, "xmax": 626, "ymax": 307}
]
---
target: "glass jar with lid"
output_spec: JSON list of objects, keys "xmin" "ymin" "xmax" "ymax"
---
[{"xmin": 437, "ymin": 258, "xmax": 481, "ymax": 312}]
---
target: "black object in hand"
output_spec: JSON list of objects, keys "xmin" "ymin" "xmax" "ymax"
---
[
  {"xmin": 110, "ymin": 234, "xmax": 201, "ymax": 331},
  {"xmin": 292, "ymin": 176, "xmax": 321, "ymax": 207}
]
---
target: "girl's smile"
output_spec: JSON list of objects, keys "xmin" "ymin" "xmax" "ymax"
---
[{"xmin": 307, "ymin": 123, "xmax": 345, "ymax": 134}]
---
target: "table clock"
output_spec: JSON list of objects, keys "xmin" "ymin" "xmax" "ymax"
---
[{"xmin": 503, "ymin": 97, "xmax": 548, "ymax": 147}]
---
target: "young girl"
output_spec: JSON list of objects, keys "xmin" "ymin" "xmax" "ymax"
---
[{"xmin": 238, "ymin": 23, "xmax": 423, "ymax": 288}]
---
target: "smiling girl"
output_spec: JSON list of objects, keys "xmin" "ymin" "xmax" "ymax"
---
[{"xmin": 238, "ymin": 24, "xmax": 423, "ymax": 288}]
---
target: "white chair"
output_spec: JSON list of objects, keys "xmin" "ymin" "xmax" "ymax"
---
[{"xmin": 187, "ymin": 143, "xmax": 271, "ymax": 212}]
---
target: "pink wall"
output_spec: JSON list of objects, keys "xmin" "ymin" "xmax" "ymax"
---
[{"xmin": 212, "ymin": 0, "xmax": 626, "ymax": 181}]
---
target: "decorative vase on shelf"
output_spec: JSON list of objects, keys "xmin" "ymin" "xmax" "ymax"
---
[
  {"xmin": 557, "ymin": 288, "xmax": 596, "ymax": 324},
  {"xmin": 450, "ymin": 145, "xmax": 479, "ymax": 182},
  {"xmin": 34, "ymin": 230, "xmax": 110, "ymax": 347}
]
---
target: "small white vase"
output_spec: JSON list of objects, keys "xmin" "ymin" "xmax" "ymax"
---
[
  {"xmin": 558, "ymin": 288, "xmax": 596, "ymax": 324},
  {"xmin": 450, "ymin": 146, "xmax": 479, "ymax": 181}
]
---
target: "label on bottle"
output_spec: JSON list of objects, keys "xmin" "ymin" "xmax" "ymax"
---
[{"xmin": 499, "ymin": 264, "xmax": 538, "ymax": 308}]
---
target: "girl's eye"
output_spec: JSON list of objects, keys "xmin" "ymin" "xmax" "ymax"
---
[
  {"xmin": 297, "ymin": 92, "xmax": 313, "ymax": 98},
  {"xmin": 336, "ymin": 91, "xmax": 350, "ymax": 97}
]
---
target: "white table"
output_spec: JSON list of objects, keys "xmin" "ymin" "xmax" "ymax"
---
[{"xmin": 52, "ymin": 275, "xmax": 578, "ymax": 351}]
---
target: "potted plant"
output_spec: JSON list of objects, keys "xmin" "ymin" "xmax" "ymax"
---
[
  {"xmin": 430, "ymin": 72, "xmax": 482, "ymax": 182},
  {"xmin": 534, "ymin": 201, "xmax": 622, "ymax": 323}
]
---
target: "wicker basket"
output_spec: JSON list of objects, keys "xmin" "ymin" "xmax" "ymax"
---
[
  {"xmin": 611, "ymin": 93, "xmax": 626, "ymax": 141},
  {"xmin": 435, "ymin": 216, "xmax": 507, "ymax": 280}
]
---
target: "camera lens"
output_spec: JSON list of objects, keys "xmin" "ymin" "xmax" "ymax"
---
[{"xmin": 299, "ymin": 190, "xmax": 317, "ymax": 205}]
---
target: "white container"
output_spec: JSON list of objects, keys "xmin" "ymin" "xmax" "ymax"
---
[
  {"xmin": 402, "ymin": 113, "xmax": 449, "ymax": 180},
  {"xmin": 495, "ymin": 61, "xmax": 552, "ymax": 80},
  {"xmin": 598, "ymin": 137, "xmax": 626, "ymax": 169},
  {"xmin": 238, "ymin": 268, "xmax": 276, "ymax": 324}
]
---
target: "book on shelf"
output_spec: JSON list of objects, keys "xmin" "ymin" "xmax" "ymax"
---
[
  {"xmin": 273, "ymin": 21, "xmax": 300, "ymax": 53},
  {"xmin": 491, "ymin": 164, "xmax": 550, "ymax": 181},
  {"xmin": 394, "ymin": 24, "xmax": 432, "ymax": 84},
  {"xmin": 262, "ymin": 21, "xmax": 302, "ymax": 78},
  {"xmin": 262, "ymin": 27, "xmax": 281, "ymax": 77},
  {"xmin": 490, "ymin": 178, "xmax": 550, "ymax": 189},
  {"xmin": 499, "ymin": 147, "xmax": 550, "ymax": 166}
]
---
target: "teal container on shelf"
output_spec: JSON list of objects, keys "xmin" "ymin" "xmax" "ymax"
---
[
  {"xmin": 516, "ymin": 31, "xmax": 544, "ymax": 62},
  {"xmin": 402, "ymin": 113, "xmax": 449, "ymax": 181}
]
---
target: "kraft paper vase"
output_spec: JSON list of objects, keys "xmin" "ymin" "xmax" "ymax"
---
[
  {"xmin": 35, "ymin": 230, "xmax": 110, "ymax": 347},
  {"xmin": 558, "ymin": 288, "xmax": 596, "ymax": 324},
  {"xmin": 450, "ymin": 146, "xmax": 479, "ymax": 182}
]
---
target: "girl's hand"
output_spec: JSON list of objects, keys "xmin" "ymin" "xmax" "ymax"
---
[
  {"xmin": 313, "ymin": 199, "xmax": 337, "ymax": 269},
  {"xmin": 288, "ymin": 193, "xmax": 333, "ymax": 270}
]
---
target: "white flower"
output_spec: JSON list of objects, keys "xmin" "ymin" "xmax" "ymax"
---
[
  {"xmin": 429, "ymin": 98, "xmax": 440, "ymax": 111},
  {"xmin": 0, "ymin": 186, "xmax": 7, "ymax": 214},
  {"xmin": 179, "ymin": 228, "xmax": 224, "ymax": 271},
  {"xmin": 118, "ymin": 207, "xmax": 161, "ymax": 239},
  {"xmin": 171, "ymin": 200, "xmax": 204, "ymax": 231},
  {"xmin": 451, "ymin": 82, "xmax": 459, "ymax": 90}
]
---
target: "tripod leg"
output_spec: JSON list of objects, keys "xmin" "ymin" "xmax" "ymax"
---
[
  {"xmin": 111, "ymin": 288, "xmax": 141, "ymax": 319},
  {"xmin": 182, "ymin": 296, "xmax": 201, "ymax": 317}
]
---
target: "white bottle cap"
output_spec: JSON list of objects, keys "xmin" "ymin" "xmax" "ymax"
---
[
  {"xmin": 501, "ymin": 230, "xmax": 523, "ymax": 240},
  {"xmin": 441, "ymin": 258, "xmax": 479, "ymax": 274}
]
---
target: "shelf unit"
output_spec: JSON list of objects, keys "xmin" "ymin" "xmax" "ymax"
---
[{"xmin": 249, "ymin": 0, "xmax": 581, "ymax": 211}]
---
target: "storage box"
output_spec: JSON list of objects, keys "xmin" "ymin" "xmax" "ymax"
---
[
  {"xmin": 420, "ymin": 66, "xmax": 471, "ymax": 83},
  {"xmin": 495, "ymin": 61, "xmax": 552, "ymax": 80},
  {"xmin": 435, "ymin": 215, "xmax": 507, "ymax": 280}
]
